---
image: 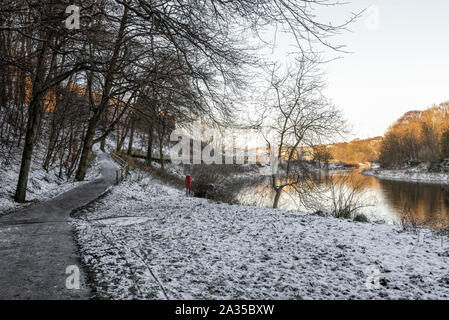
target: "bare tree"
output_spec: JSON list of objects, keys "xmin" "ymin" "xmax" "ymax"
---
[{"xmin": 260, "ymin": 56, "xmax": 347, "ymax": 208}]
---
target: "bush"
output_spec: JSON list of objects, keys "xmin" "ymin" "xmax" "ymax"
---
[
  {"xmin": 312, "ymin": 210, "xmax": 330, "ymax": 217},
  {"xmin": 327, "ymin": 174, "xmax": 372, "ymax": 220},
  {"xmin": 190, "ymin": 169, "xmax": 224, "ymax": 201},
  {"xmin": 399, "ymin": 206, "xmax": 423, "ymax": 232},
  {"xmin": 428, "ymin": 162, "xmax": 443, "ymax": 172},
  {"xmin": 353, "ymin": 214, "xmax": 369, "ymax": 223},
  {"xmin": 188, "ymin": 164, "xmax": 258, "ymax": 203}
]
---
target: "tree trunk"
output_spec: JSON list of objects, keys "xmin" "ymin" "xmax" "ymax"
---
[
  {"xmin": 273, "ymin": 189, "xmax": 282, "ymax": 209},
  {"xmin": 14, "ymin": 39, "xmax": 48, "ymax": 203},
  {"xmin": 127, "ymin": 118, "xmax": 135, "ymax": 155},
  {"xmin": 159, "ymin": 133, "xmax": 164, "ymax": 170},
  {"xmin": 115, "ymin": 126, "xmax": 120, "ymax": 152},
  {"xmin": 116, "ymin": 119, "xmax": 130, "ymax": 152},
  {"xmin": 100, "ymin": 136, "xmax": 106, "ymax": 152},
  {"xmin": 14, "ymin": 98, "xmax": 43, "ymax": 202},
  {"xmin": 43, "ymin": 116, "xmax": 59, "ymax": 171},
  {"xmin": 146, "ymin": 123, "xmax": 153, "ymax": 166},
  {"xmin": 75, "ymin": 116, "xmax": 97, "ymax": 181}
]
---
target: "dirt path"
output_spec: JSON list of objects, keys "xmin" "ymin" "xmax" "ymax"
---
[{"xmin": 0, "ymin": 152, "xmax": 119, "ymax": 299}]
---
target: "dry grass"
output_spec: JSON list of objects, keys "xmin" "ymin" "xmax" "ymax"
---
[
  {"xmin": 399, "ymin": 206, "xmax": 425, "ymax": 233},
  {"xmin": 117, "ymin": 152, "xmax": 185, "ymax": 190}
]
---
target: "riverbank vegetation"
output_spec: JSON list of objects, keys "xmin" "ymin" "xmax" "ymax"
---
[
  {"xmin": 379, "ymin": 101, "xmax": 449, "ymax": 168},
  {"xmin": 330, "ymin": 137, "xmax": 382, "ymax": 165}
]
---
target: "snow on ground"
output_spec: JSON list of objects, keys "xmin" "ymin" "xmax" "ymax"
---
[
  {"xmin": 73, "ymin": 169, "xmax": 449, "ymax": 300},
  {"xmin": 326, "ymin": 162, "xmax": 357, "ymax": 171},
  {"xmin": 362, "ymin": 166, "xmax": 449, "ymax": 184},
  {"xmin": 0, "ymin": 146, "xmax": 102, "ymax": 215}
]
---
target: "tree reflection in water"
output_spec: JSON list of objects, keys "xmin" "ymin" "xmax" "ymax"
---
[{"xmin": 235, "ymin": 169, "xmax": 449, "ymax": 230}]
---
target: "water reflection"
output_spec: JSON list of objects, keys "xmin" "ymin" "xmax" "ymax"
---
[
  {"xmin": 236, "ymin": 169, "xmax": 449, "ymax": 229},
  {"xmin": 377, "ymin": 179, "xmax": 449, "ymax": 227}
]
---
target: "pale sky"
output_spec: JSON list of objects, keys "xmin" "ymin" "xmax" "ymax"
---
[
  {"xmin": 265, "ymin": 0, "xmax": 449, "ymax": 140},
  {"xmin": 325, "ymin": 0, "xmax": 449, "ymax": 139}
]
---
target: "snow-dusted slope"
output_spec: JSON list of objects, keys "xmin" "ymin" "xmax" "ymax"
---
[
  {"xmin": 73, "ymin": 171, "xmax": 449, "ymax": 300},
  {"xmin": 0, "ymin": 148, "xmax": 101, "ymax": 215}
]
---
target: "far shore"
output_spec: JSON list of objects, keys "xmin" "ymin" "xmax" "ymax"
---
[{"xmin": 361, "ymin": 167, "xmax": 449, "ymax": 185}]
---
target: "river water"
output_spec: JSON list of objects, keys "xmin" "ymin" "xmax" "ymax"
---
[{"xmin": 236, "ymin": 169, "xmax": 449, "ymax": 228}]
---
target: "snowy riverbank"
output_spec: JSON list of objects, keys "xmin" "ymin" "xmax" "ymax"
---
[
  {"xmin": 362, "ymin": 166, "xmax": 449, "ymax": 184},
  {"xmin": 73, "ymin": 169, "xmax": 449, "ymax": 300}
]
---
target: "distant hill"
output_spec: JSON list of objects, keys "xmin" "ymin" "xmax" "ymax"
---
[{"xmin": 328, "ymin": 136, "xmax": 383, "ymax": 165}]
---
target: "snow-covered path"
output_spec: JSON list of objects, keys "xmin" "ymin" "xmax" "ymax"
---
[
  {"xmin": 74, "ymin": 171, "xmax": 449, "ymax": 300},
  {"xmin": 0, "ymin": 152, "xmax": 119, "ymax": 299}
]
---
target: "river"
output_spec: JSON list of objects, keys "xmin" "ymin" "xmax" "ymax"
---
[{"xmin": 236, "ymin": 169, "xmax": 449, "ymax": 229}]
